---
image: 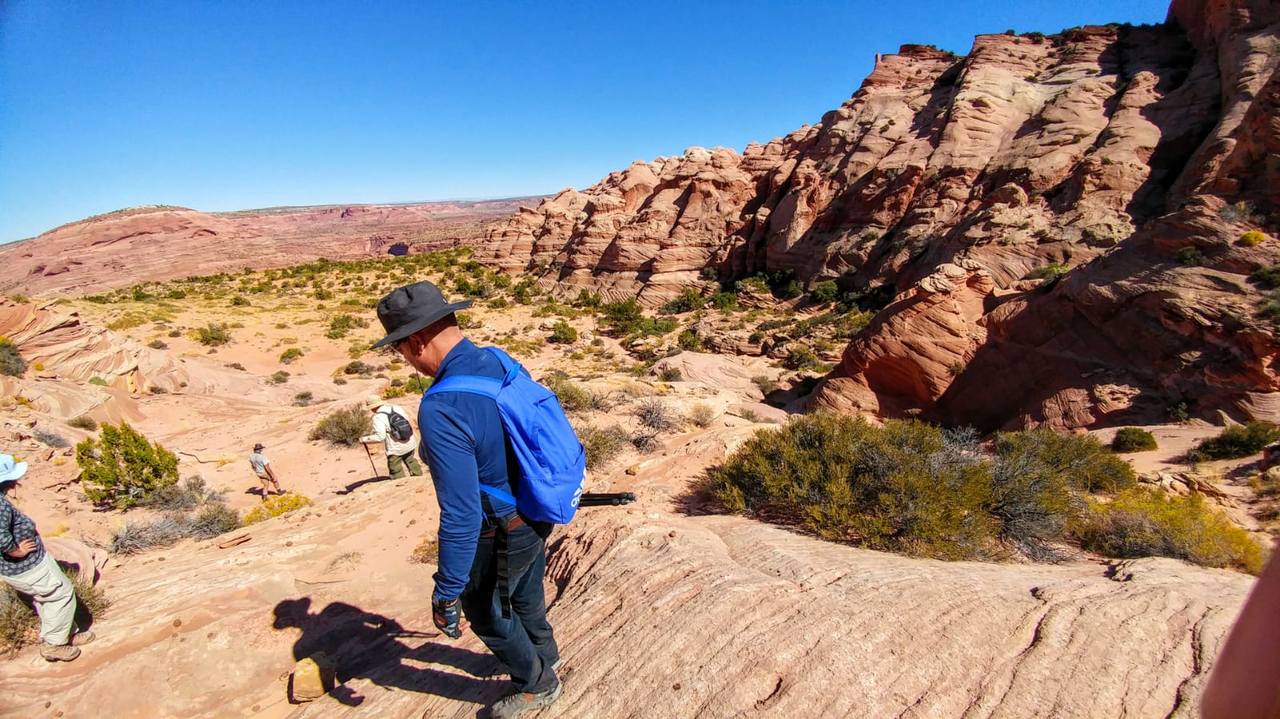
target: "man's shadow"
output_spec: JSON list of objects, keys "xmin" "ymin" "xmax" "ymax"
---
[{"xmin": 271, "ymin": 597, "xmax": 508, "ymax": 709}]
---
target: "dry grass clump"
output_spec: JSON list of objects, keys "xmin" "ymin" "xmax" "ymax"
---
[
  {"xmin": 577, "ymin": 424, "xmax": 630, "ymax": 469},
  {"xmin": 688, "ymin": 403, "xmax": 716, "ymax": 428},
  {"xmin": 0, "ymin": 569, "xmax": 110, "ymax": 656},
  {"xmin": 409, "ymin": 537, "xmax": 438, "ymax": 565},
  {"xmin": 67, "ymin": 415, "xmax": 98, "ymax": 431},
  {"xmin": 111, "ymin": 479, "xmax": 241, "ymax": 555}
]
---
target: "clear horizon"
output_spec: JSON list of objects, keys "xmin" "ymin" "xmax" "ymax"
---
[{"xmin": 0, "ymin": 0, "xmax": 1170, "ymax": 244}]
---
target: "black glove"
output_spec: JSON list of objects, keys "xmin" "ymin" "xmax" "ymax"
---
[{"xmin": 433, "ymin": 597, "xmax": 462, "ymax": 639}]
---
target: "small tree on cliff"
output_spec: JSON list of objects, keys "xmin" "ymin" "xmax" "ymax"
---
[{"xmin": 76, "ymin": 422, "xmax": 179, "ymax": 509}]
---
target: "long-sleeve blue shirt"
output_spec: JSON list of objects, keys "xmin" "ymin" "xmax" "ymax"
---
[{"xmin": 417, "ymin": 338, "xmax": 518, "ymax": 602}]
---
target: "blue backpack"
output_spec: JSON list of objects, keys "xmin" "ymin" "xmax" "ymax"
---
[{"xmin": 424, "ymin": 347, "xmax": 586, "ymax": 524}]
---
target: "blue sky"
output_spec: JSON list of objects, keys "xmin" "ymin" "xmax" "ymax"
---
[{"xmin": 0, "ymin": 1, "xmax": 1170, "ymax": 244}]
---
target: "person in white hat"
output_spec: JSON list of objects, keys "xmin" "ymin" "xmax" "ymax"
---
[
  {"xmin": 358, "ymin": 396, "xmax": 424, "ymax": 479},
  {"xmin": 0, "ymin": 453, "xmax": 94, "ymax": 661}
]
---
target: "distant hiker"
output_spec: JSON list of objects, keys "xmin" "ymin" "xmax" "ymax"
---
[
  {"xmin": 373, "ymin": 280, "xmax": 575, "ymax": 718},
  {"xmin": 248, "ymin": 443, "xmax": 283, "ymax": 497},
  {"xmin": 358, "ymin": 396, "xmax": 424, "ymax": 479},
  {"xmin": 0, "ymin": 453, "xmax": 95, "ymax": 662}
]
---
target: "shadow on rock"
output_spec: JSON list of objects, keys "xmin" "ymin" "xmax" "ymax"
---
[
  {"xmin": 272, "ymin": 597, "xmax": 507, "ymax": 708},
  {"xmin": 333, "ymin": 475, "xmax": 393, "ymax": 495}
]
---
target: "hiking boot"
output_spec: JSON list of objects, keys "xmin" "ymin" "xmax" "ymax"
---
[
  {"xmin": 40, "ymin": 643, "xmax": 80, "ymax": 662},
  {"xmin": 71, "ymin": 630, "xmax": 96, "ymax": 646},
  {"xmin": 489, "ymin": 682, "xmax": 562, "ymax": 718}
]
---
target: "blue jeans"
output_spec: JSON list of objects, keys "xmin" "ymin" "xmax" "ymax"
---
[{"xmin": 461, "ymin": 522, "xmax": 559, "ymax": 693}]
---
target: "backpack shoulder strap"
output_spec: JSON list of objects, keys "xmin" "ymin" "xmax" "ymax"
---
[{"xmin": 425, "ymin": 375, "xmax": 502, "ymax": 399}]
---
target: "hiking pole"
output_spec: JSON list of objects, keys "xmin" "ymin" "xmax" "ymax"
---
[
  {"xmin": 362, "ymin": 442, "xmax": 380, "ymax": 478},
  {"xmin": 578, "ymin": 492, "xmax": 637, "ymax": 507}
]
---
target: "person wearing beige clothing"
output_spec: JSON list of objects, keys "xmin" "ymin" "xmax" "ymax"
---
[{"xmin": 359, "ymin": 396, "xmax": 424, "ymax": 479}]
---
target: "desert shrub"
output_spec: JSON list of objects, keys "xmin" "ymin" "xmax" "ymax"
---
[
  {"xmin": 739, "ymin": 409, "xmax": 762, "ymax": 422},
  {"xmin": 631, "ymin": 431, "xmax": 660, "ymax": 453},
  {"xmin": 342, "ymin": 360, "xmax": 373, "ymax": 375},
  {"xmin": 279, "ymin": 347, "xmax": 304, "ymax": 364},
  {"xmin": 657, "ymin": 365, "xmax": 683, "ymax": 382},
  {"xmin": 410, "ymin": 536, "xmax": 439, "ymax": 564},
  {"xmin": 1176, "ymin": 247, "xmax": 1204, "ymax": 266},
  {"xmin": 67, "ymin": 416, "xmax": 98, "ymax": 431},
  {"xmin": 325, "ymin": 314, "xmax": 368, "ymax": 340},
  {"xmin": 544, "ymin": 374, "xmax": 591, "ymax": 412},
  {"xmin": 77, "ymin": 422, "xmax": 179, "ymax": 509},
  {"xmin": 784, "ymin": 346, "xmax": 821, "ymax": 371},
  {"xmin": 688, "ymin": 403, "xmax": 716, "ymax": 428},
  {"xmin": 149, "ymin": 475, "xmax": 220, "ymax": 511},
  {"xmin": 548, "ymin": 320, "xmax": 578, "ymax": 344},
  {"xmin": 578, "ymin": 424, "xmax": 629, "ymax": 469},
  {"xmin": 600, "ymin": 299, "xmax": 676, "ymax": 337},
  {"xmin": 88, "ymin": 376, "xmax": 108, "ymax": 386},
  {"xmin": 677, "ymin": 330, "xmax": 703, "ymax": 351},
  {"xmin": 229, "ymin": 295, "xmax": 251, "ymax": 307},
  {"xmin": 1024, "ymin": 263, "xmax": 1070, "ymax": 281},
  {"xmin": 707, "ymin": 415, "xmax": 996, "ymax": 559},
  {"xmin": 402, "ymin": 375, "xmax": 432, "ymax": 394},
  {"xmin": 994, "ymin": 429, "xmax": 1135, "ymax": 494},
  {"xmin": 333, "ymin": 377, "xmax": 348, "ymax": 385},
  {"xmin": 147, "ymin": 339, "xmax": 168, "ymax": 350},
  {"xmin": 33, "ymin": 429, "xmax": 69, "ymax": 448},
  {"xmin": 293, "ymin": 391, "xmax": 314, "ymax": 407},
  {"xmin": 225, "ymin": 362, "xmax": 246, "ymax": 371},
  {"xmin": 149, "ymin": 385, "xmax": 168, "ymax": 395},
  {"xmin": 709, "ymin": 292, "xmax": 738, "ymax": 311},
  {"xmin": 809, "ymin": 281, "xmax": 839, "ymax": 304},
  {"xmin": 69, "ymin": 571, "xmax": 110, "ymax": 622},
  {"xmin": 196, "ymin": 323, "xmax": 231, "ymax": 346},
  {"xmin": 571, "ymin": 290, "xmax": 602, "ymax": 309},
  {"xmin": 269, "ymin": 370, "xmax": 290, "ymax": 385},
  {"xmin": 308, "ymin": 407, "xmax": 371, "ymax": 446},
  {"xmin": 1249, "ymin": 265, "xmax": 1280, "ymax": 290},
  {"xmin": 1240, "ymin": 230, "xmax": 1267, "ymax": 247},
  {"xmin": 1190, "ymin": 422, "xmax": 1280, "ymax": 461},
  {"xmin": 1219, "ymin": 200, "xmax": 1262, "ymax": 224},
  {"xmin": 660, "ymin": 289, "xmax": 705, "ymax": 315},
  {"xmin": 0, "ymin": 338, "xmax": 25, "ymax": 377},
  {"xmin": 1112, "ymin": 428, "xmax": 1158, "ymax": 453},
  {"xmin": 985, "ymin": 430, "xmax": 1076, "ymax": 557},
  {"xmin": 110, "ymin": 501, "xmax": 240, "ymax": 554},
  {"xmin": 167, "ymin": 329, "xmax": 182, "ymax": 338},
  {"xmin": 752, "ymin": 375, "xmax": 779, "ymax": 396},
  {"xmin": 243, "ymin": 493, "xmax": 313, "ymax": 525},
  {"xmin": 635, "ymin": 398, "xmax": 679, "ymax": 432},
  {"xmin": 1, "ymin": 569, "xmax": 110, "ymax": 655},
  {"xmin": 1073, "ymin": 488, "xmax": 1264, "ymax": 574}
]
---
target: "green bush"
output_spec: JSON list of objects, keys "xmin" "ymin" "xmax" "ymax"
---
[
  {"xmin": 1176, "ymin": 247, "xmax": 1204, "ymax": 266},
  {"xmin": 658, "ymin": 365, "xmax": 683, "ymax": 382},
  {"xmin": 196, "ymin": 323, "xmax": 231, "ymax": 346},
  {"xmin": 544, "ymin": 374, "xmax": 591, "ymax": 412},
  {"xmin": 147, "ymin": 339, "xmax": 168, "ymax": 350},
  {"xmin": 88, "ymin": 376, "xmax": 108, "ymax": 387},
  {"xmin": 308, "ymin": 407, "xmax": 371, "ymax": 446},
  {"xmin": 229, "ymin": 295, "xmax": 251, "ymax": 307},
  {"xmin": 549, "ymin": 320, "xmax": 578, "ymax": 344},
  {"xmin": 709, "ymin": 292, "xmax": 738, "ymax": 311},
  {"xmin": 292, "ymin": 391, "xmax": 313, "ymax": 407},
  {"xmin": 402, "ymin": 375, "xmax": 432, "ymax": 394},
  {"xmin": 752, "ymin": 375, "xmax": 779, "ymax": 396},
  {"xmin": 67, "ymin": 415, "xmax": 98, "ymax": 431},
  {"xmin": 1249, "ymin": 265, "xmax": 1280, "ymax": 289},
  {"xmin": 342, "ymin": 360, "xmax": 373, "ymax": 375},
  {"xmin": 1112, "ymin": 428, "xmax": 1158, "ymax": 452},
  {"xmin": 708, "ymin": 415, "xmax": 995, "ymax": 559},
  {"xmin": 325, "ymin": 314, "xmax": 368, "ymax": 340},
  {"xmin": 784, "ymin": 346, "xmax": 821, "ymax": 371},
  {"xmin": 243, "ymin": 493, "xmax": 313, "ymax": 525},
  {"xmin": 269, "ymin": 370, "xmax": 290, "ymax": 384},
  {"xmin": 660, "ymin": 289, "xmax": 705, "ymax": 315},
  {"xmin": 0, "ymin": 337, "xmax": 26, "ymax": 377},
  {"xmin": 1024, "ymin": 263, "xmax": 1070, "ymax": 281},
  {"xmin": 809, "ymin": 281, "xmax": 839, "ymax": 304},
  {"xmin": 677, "ymin": 330, "xmax": 703, "ymax": 351},
  {"xmin": 1190, "ymin": 422, "xmax": 1280, "ymax": 461},
  {"xmin": 279, "ymin": 347, "xmax": 304, "ymax": 364},
  {"xmin": 76, "ymin": 422, "xmax": 180, "ymax": 509},
  {"xmin": 994, "ymin": 429, "xmax": 1135, "ymax": 494},
  {"xmin": 1073, "ymin": 488, "xmax": 1264, "ymax": 574}
]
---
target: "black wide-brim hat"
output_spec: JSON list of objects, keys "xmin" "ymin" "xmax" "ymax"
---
[{"xmin": 371, "ymin": 281, "xmax": 472, "ymax": 349}]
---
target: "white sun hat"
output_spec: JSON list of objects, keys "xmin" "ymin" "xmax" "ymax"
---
[{"xmin": 0, "ymin": 454, "xmax": 28, "ymax": 485}]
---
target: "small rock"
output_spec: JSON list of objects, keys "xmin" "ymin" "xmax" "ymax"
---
[
  {"xmin": 291, "ymin": 652, "xmax": 337, "ymax": 702},
  {"xmin": 625, "ymin": 465, "xmax": 639, "ymax": 476}
]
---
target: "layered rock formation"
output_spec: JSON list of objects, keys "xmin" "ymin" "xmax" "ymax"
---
[
  {"xmin": 0, "ymin": 198, "xmax": 536, "ymax": 297},
  {"xmin": 478, "ymin": 0, "xmax": 1280, "ymax": 430}
]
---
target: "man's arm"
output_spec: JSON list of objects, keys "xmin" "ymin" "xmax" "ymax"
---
[
  {"xmin": 359, "ymin": 412, "xmax": 388, "ymax": 445},
  {"xmin": 418, "ymin": 400, "xmax": 482, "ymax": 602}
]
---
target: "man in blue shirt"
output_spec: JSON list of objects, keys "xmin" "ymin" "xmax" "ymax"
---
[{"xmin": 372, "ymin": 281, "xmax": 561, "ymax": 718}]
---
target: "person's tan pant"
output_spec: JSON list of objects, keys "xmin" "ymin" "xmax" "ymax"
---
[{"xmin": 3, "ymin": 552, "xmax": 76, "ymax": 645}]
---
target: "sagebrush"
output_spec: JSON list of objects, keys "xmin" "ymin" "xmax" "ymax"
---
[{"xmin": 308, "ymin": 407, "xmax": 371, "ymax": 446}]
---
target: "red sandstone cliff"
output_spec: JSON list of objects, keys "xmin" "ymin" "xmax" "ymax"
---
[{"xmin": 478, "ymin": 0, "xmax": 1280, "ymax": 430}]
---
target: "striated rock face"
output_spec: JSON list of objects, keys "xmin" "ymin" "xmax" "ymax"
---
[
  {"xmin": 480, "ymin": 1, "xmax": 1280, "ymax": 430},
  {"xmin": 0, "ymin": 199, "xmax": 537, "ymax": 297}
]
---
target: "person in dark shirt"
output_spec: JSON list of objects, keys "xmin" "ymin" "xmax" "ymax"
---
[
  {"xmin": 0, "ymin": 453, "xmax": 95, "ymax": 661},
  {"xmin": 371, "ymin": 281, "xmax": 561, "ymax": 718}
]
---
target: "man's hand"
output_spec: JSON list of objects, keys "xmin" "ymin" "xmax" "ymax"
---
[
  {"xmin": 6, "ymin": 538, "xmax": 37, "ymax": 559},
  {"xmin": 432, "ymin": 597, "xmax": 463, "ymax": 639}
]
